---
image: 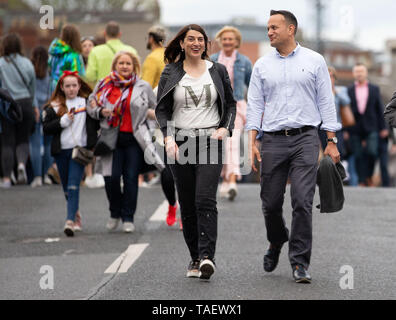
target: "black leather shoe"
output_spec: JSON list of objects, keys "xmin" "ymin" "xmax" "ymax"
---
[
  {"xmin": 263, "ymin": 244, "xmax": 282, "ymax": 272},
  {"xmin": 292, "ymin": 264, "xmax": 312, "ymax": 283}
]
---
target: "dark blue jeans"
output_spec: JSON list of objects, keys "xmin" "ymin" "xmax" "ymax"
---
[
  {"xmin": 29, "ymin": 121, "xmax": 53, "ymax": 178},
  {"xmin": 54, "ymin": 149, "xmax": 85, "ymax": 221},
  {"xmin": 104, "ymin": 133, "xmax": 143, "ymax": 223},
  {"xmin": 350, "ymin": 132, "xmax": 378, "ymax": 184}
]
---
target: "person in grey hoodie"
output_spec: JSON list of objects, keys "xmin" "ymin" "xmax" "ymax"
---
[{"xmin": 0, "ymin": 33, "xmax": 38, "ymax": 188}]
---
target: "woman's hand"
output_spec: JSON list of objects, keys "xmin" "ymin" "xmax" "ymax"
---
[
  {"xmin": 164, "ymin": 136, "xmax": 179, "ymax": 160},
  {"xmin": 211, "ymin": 127, "xmax": 229, "ymax": 140},
  {"xmin": 90, "ymin": 99, "xmax": 98, "ymax": 108},
  {"xmin": 146, "ymin": 109, "xmax": 156, "ymax": 120},
  {"xmin": 100, "ymin": 108, "xmax": 112, "ymax": 118},
  {"xmin": 67, "ymin": 111, "xmax": 74, "ymax": 121}
]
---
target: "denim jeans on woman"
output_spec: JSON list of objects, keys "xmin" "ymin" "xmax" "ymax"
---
[
  {"xmin": 104, "ymin": 132, "xmax": 143, "ymax": 223},
  {"xmin": 29, "ymin": 120, "xmax": 53, "ymax": 178},
  {"xmin": 169, "ymin": 136, "xmax": 224, "ymax": 261},
  {"xmin": 54, "ymin": 149, "xmax": 85, "ymax": 221}
]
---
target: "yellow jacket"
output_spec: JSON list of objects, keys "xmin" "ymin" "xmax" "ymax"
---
[{"xmin": 141, "ymin": 47, "xmax": 165, "ymax": 89}]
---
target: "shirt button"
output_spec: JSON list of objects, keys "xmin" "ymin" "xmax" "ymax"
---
[{"xmin": 201, "ymin": 232, "xmax": 205, "ymax": 236}]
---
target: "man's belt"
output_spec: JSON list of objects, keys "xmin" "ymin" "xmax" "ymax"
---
[{"xmin": 265, "ymin": 125, "xmax": 315, "ymax": 136}]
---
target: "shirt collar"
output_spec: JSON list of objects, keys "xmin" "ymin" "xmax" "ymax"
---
[
  {"xmin": 355, "ymin": 81, "xmax": 368, "ymax": 87},
  {"xmin": 275, "ymin": 42, "xmax": 300, "ymax": 58}
]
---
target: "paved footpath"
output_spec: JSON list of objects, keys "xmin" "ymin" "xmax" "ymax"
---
[{"xmin": 0, "ymin": 184, "xmax": 395, "ymax": 300}]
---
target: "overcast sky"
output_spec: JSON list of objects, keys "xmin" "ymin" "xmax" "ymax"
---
[{"xmin": 158, "ymin": 0, "xmax": 396, "ymax": 52}]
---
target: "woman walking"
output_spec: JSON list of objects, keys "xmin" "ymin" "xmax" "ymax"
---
[
  {"xmin": 156, "ymin": 24, "xmax": 236, "ymax": 280},
  {"xmin": 29, "ymin": 46, "xmax": 54, "ymax": 187},
  {"xmin": 42, "ymin": 71, "xmax": 97, "ymax": 236},
  {"xmin": 0, "ymin": 33, "xmax": 38, "ymax": 188},
  {"xmin": 81, "ymin": 36, "xmax": 96, "ymax": 68},
  {"xmin": 88, "ymin": 51, "xmax": 164, "ymax": 233},
  {"xmin": 48, "ymin": 24, "xmax": 85, "ymax": 92},
  {"xmin": 211, "ymin": 26, "xmax": 252, "ymax": 201}
]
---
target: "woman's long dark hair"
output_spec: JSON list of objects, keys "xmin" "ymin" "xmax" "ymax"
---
[
  {"xmin": 0, "ymin": 33, "xmax": 23, "ymax": 57},
  {"xmin": 31, "ymin": 46, "xmax": 49, "ymax": 79},
  {"xmin": 60, "ymin": 24, "xmax": 82, "ymax": 54},
  {"xmin": 164, "ymin": 24, "xmax": 210, "ymax": 64}
]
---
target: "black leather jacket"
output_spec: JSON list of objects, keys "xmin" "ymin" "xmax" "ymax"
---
[{"xmin": 155, "ymin": 60, "xmax": 236, "ymax": 137}]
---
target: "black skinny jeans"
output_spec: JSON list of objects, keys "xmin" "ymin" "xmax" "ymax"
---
[
  {"xmin": 169, "ymin": 136, "xmax": 224, "ymax": 261},
  {"xmin": 0, "ymin": 98, "xmax": 35, "ymax": 177}
]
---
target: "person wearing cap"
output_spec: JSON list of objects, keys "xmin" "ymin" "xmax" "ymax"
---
[{"xmin": 141, "ymin": 25, "xmax": 166, "ymax": 89}]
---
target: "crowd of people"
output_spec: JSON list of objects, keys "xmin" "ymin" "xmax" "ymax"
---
[{"xmin": 0, "ymin": 13, "xmax": 395, "ymax": 283}]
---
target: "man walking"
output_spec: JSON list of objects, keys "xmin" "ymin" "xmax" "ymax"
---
[
  {"xmin": 141, "ymin": 25, "xmax": 166, "ymax": 89},
  {"xmin": 86, "ymin": 21, "xmax": 138, "ymax": 85},
  {"xmin": 347, "ymin": 63, "xmax": 388, "ymax": 186},
  {"xmin": 246, "ymin": 10, "xmax": 340, "ymax": 283}
]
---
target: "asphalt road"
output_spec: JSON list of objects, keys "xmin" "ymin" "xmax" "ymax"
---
[{"xmin": 0, "ymin": 183, "xmax": 395, "ymax": 300}]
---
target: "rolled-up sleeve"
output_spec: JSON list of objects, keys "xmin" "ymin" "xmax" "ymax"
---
[
  {"xmin": 316, "ymin": 58, "xmax": 342, "ymax": 132},
  {"xmin": 246, "ymin": 62, "xmax": 265, "ymax": 132}
]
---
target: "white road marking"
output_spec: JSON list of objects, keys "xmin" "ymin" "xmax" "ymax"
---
[
  {"xmin": 104, "ymin": 243, "xmax": 149, "ymax": 274},
  {"xmin": 149, "ymin": 200, "xmax": 168, "ymax": 222}
]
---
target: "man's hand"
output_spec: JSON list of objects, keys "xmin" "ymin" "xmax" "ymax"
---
[
  {"xmin": 324, "ymin": 143, "xmax": 340, "ymax": 163},
  {"xmin": 248, "ymin": 130, "xmax": 261, "ymax": 172},
  {"xmin": 379, "ymin": 129, "xmax": 389, "ymax": 139}
]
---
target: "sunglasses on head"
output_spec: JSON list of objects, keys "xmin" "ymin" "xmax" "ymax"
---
[{"xmin": 81, "ymin": 36, "xmax": 95, "ymax": 43}]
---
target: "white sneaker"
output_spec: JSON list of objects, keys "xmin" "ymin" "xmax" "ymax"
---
[
  {"xmin": 84, "ymin": 176, "xmax": 95, "ymax": 188},
  {"xmin": 0, "ymin": 180, "xmax": 11, "ymax": 188},
  {"xmin": 106, "ymin": 218, "xmax": 120, "ymax": 231},
  {"xmin": 30, "ymin": 177, "xmax": 43, "ymax": 188},
  {"xmin": 219, "ymin": 182, "xmax": 229, "ymax": 198},
  {"xmin": 140, "ymin": 181, "xmax": 149, "ymax": 188},
  {"xmin": 122, "ymin": 222, "xmax": 135, "ymax": 233},
  {"xmin": 64, "ymin": 220, "xmax": 74, "ymax": 237},
  {"xmin": 147, "ymin": 173, "xmax": 161, "ymax": 186},
  {"xmin": 10, "ymin": 171, "xmax": 17, "ymax": 185},
  {"xmin": 93, "ymin": 174, "xmax": 105, "ymax": 188},
  {"xmin": 227, "ymin": 182, "xmax": 237, "ymax": 201},
  {"xmin": 44, "ymin": 174, "xmax": 53, "ymax": 185},
  {"xmin": 17, "ymin": 163, "xmax": 27, "ymax": 184}
]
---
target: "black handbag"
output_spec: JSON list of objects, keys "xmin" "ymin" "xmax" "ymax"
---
[
  {"xmin": 72, "ymin": 146, "xmax": 94, "ymax": 166},
  {"xmin": 94, "ymin": 125, "xmax": 119, "ymax": 156}
]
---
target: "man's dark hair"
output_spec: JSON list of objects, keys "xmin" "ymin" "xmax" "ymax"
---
[
  {"xmin": 105, "ymin": 21, "xmax": 121, "ymax": 38},
  {"xmin": 270, "ymin": 10, "xmax": 298, "ymax": 35},
  {"xmin": 354, "ymin": 62, "xmax": 367, "ymax": 68}
]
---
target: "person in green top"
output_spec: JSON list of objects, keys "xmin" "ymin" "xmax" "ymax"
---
[
  {"xmin": 48, "ymin": 24, "xmax": 85, "ymax": 93},
  {"xmin": 85, "ymin": 21, "xmax": 138, "ymax": 86}
]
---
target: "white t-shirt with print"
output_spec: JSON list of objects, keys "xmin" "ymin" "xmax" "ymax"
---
[
  {"xmin": 172, "ymin": 60, "xmax": 220, "ymax": 130},
  {"xmin": 53, "ymin": 96, "xmax": 87, "ymax": 149}
]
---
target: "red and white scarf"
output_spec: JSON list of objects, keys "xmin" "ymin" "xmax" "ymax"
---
[{"xmin": 95, "ymin": 71, "xmax": 137, "ymax": 127}]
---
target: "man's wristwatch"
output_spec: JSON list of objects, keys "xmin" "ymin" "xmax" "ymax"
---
[{"xmin": 327, "ymin": 137, "xmax": 338, "ymax": 144}]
